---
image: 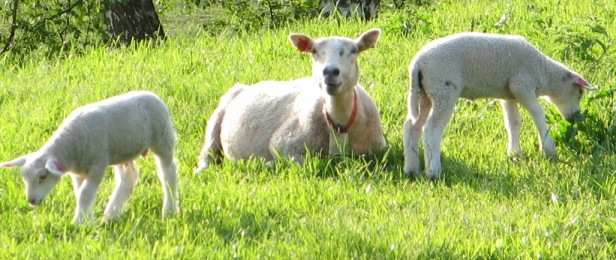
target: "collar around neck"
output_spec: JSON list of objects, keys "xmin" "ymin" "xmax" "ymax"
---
[{"xmin": 323, "ymin": 90, "xmax": 358, "ymax": 134}]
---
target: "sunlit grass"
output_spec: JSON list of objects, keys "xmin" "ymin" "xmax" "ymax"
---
[{"xmin": 0, "ymin": 0, "xmax": 615, "ymax": 258}]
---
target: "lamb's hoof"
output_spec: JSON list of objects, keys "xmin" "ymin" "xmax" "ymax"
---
[
  {"xmin": 74, "ymin": 215, "xmax": 95, "ymax": 226},
  {"xmin": 404, "ymin": 169, "xmax": 421, "ymax": 180},
  {"xmin": 162, "ymin": 207, "xmax": 180, "ymax": 219},
  {"xmin": 102, "ymin": 212, "xmax": 121, "ymax": 223},
  {"xmin": 426, "ymin": 169, "xmax": 441, "ymax": 181},
  {"xmin": 542, "ymin": 148, "xmax": 558, "ymax": 161},
  {"xmin": 507, "ymin": 152, "xmax": 525, "ymax": 162},
  {"xmin": 193, "ymin": 161, "xmax": 209, "ymax": 174},
  {"xmin": 545, "ymin": 153, "xmax": 558, "ymax": 162}
]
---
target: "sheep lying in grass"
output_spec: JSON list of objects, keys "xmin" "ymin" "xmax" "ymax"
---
[
  {"xmin": 403, "ymin": 32, "xmax": 594, "ymax": 179},
  {"xmin": 0, "ymin": 91, "xmax": 179, "ymax": 224},
  {"xmin": 195, "ymin": 29, "xmax": 387, "ymax": 173}
]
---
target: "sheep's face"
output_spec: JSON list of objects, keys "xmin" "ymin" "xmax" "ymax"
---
[
  {"xmin": 549, "ymin": 71, "xmax": 592, "ymax": 122},
  {"xmin": 289, "ymin": 29, "xmax": 381, "ymax": 96},
  {"xmin": 0, "ymin": 154, "xmax": 65, "ymax": 207}
]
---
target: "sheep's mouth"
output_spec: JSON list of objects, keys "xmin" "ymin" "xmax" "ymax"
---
[{"xmin": 325, "ymin": 82, "xmax": 341, "ymax": 95}]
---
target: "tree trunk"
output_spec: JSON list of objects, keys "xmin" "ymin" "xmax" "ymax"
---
[
  {"xmin": 319, "ymin": 0, "xmax": 380, "ymax": 20},
  {"xmin": 104, "ymin": 0, "xmax": 165, "ymax": 44}
]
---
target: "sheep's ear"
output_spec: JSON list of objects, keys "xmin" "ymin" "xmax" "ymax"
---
[
  {"xmin": 356, "ymin": 28, "xmax": 381, "ymax": 52},
  {"xmin": 289, "ymin": 33, "xmax": 314, "ymax": 53},
  {"xmin": 0, "ymin": 156, "xmax": 28, "ymax": 168},
  {"xmin": 575, "ymin": 77, "xmax": 597, "ymax": 91},
  {"xmin": 568, "ymin": 72, "xmax": 596, "ymax": 91},
  {"xmin": 45, "ymin": 158, "xmax": 66, "ymax": 176},
  {"xmin": 583, "ymin": 85, "xmax": 598, "ymax": 91}
]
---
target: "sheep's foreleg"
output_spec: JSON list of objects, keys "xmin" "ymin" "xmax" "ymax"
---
[{"xmin": 74, "ymin": 165, "xmax": 105, "ymax": 225}]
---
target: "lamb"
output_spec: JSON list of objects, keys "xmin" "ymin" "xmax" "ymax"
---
[
  {"xmin": 403, "ymin": 32, "xmax": 594, "ymax": 179},
  {"xmin": 0, "ymin": 91, "xmax": 179, "ymax": 224},
  {"xmin": 194, "ymin": 29, "xmax": 387, "ymax": 173}
]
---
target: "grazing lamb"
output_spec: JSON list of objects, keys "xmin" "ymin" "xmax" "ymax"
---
[
  {"xmin": 0, "ymin": 91, "xmax": 179, "ymax": 224},
  {"xmin": 403, "ymin": 32, "xmax": 594, "ymax": 179},
  {"xmin": 194, "ymin": 29, "xmax": 386, "ymax": 173}
]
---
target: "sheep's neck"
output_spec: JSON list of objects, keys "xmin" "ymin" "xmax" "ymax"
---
[
  {"xmin": 41, "ymin": 128, "xmax": 79, "ymax": 171},
  {"xmin": 324, "ymin": 89, "xmax": 357, "ymax": 132},
  {"xmin": 540, "ymin": 56, "xmax": 568, "ymax": 96}
]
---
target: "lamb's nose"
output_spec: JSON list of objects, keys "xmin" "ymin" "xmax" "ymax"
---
[
  {"xmin": 567, "ymin": 111, "xmax": 585, "ymax": 123},
  {"xmin": 323, "ymin": 67, "xmax": 340, "ymax": 77},
  {"xmin": 28, "ymin": 198, "xmax": 39, "ymax": 206}
]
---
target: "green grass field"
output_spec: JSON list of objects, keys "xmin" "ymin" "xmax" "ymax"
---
[{"xmin": 1, "ymin": 0, "xmax": 615, "ymax": 258}]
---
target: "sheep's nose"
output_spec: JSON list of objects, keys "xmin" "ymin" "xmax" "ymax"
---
[{"xmin": 323, "ymin": 67, "xmax": 340, "ymax": 77}]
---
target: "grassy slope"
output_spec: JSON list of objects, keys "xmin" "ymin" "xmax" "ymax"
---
[{"xmin": 1, "ymin": 0, "xmax": 615, "ymax": 258}]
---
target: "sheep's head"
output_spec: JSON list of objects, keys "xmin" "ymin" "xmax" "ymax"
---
[
  {"xmin": 289, "ymin": 29, "xmax": 380, "ymax": 96},
  {"xmin": 548, "ymin": 71, "xmax": 595, "ymax": 123},
  {"xmin": 0, "ymin": 153, "xmax": 65, "ymax": 207}
]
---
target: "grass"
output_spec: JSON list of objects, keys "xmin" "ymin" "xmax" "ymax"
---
[{"xmin": 1, "ymin": 0, "xmax": 615, "ymax": 258}]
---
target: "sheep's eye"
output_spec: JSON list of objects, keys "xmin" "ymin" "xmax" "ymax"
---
[
  {"xmin": 39, "ymin": 174, "xmax": 48, "ymax": 182},
  {"xmin": 350, "ymin": 47, "xmax": 358, "ymax": 54},
  {"xmin": 339, "ymin": 50, "xmax": 344, "ymax": 57}
]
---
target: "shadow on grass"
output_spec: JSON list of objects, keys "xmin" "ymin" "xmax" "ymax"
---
[
  {"xmin": 184, "ymin": 205, "xmax": 292, "ymax": 245},
  {"xmin": 428, "ymin": 155, "xmax": 524, "ymax": 198}
]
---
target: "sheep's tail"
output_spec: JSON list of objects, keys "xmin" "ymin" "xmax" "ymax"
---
[
  {"xmin": 408, "ymin": 63, "xmax": 423, "ymax": 120},
  {"xmin": 195, "ymin": 84, "xmax": 245, "ymax": 174}
]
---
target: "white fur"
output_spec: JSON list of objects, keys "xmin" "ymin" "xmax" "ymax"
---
[
  {"xmin": 403, "ymin": 32, "xmax": 592, "ymax": 179},
  {"xmin": 0, "ymin": 91, "xmax": 179, "ymax": 224},
  {"xmin": 195, "ymin": 29, "xmax": 386, "ymax": 172}
]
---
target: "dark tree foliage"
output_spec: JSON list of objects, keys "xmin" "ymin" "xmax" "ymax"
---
[
  {"xmin": 104, "ymin": 0, "xmax": 165, "ymax": 44},
  {"xmin": 319, "ymin": 0, "xmax": 380, "ymax": 20},
  {"xmin": 0, "ymin": 0, "xmax": 106, "ymax": 59},
  {"xmin": 0, "ymin": 0, "xmax": 19, "ymax": 55}
]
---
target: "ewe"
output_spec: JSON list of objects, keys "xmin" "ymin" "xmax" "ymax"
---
[
  {"xmin": 0, "ymin": 91, "xmax": 179, "ymax": 224},
  {"xmin": 195, "ymin": 29, "xmax": 386, "ymax": 173},
  {"xmin": 403, "ymin": 32, "xmax": 594, "ymax": 179}
]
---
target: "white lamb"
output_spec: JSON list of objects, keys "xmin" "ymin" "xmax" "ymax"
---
[
  {"xmin": 0, "ymin": 91, "xmax": 179, "ymax": 224},
  {"xmin": 194, "ymin": 29, "xmax": 386, "ymax": 173},
  {"xmin": 403, "ymin": 32, "xmax": 594, "ymax": 179}
]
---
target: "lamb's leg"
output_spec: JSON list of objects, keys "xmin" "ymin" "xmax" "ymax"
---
[
  {"xmin": 154, "ymin": 154, "xmax": 179, "ymax": 218},
  {"xmin": 403, "ymin": 94, "xmax": 431, "ymax": 178},
  {"xmin": 70, "ymin": 175, "xmax": 85, "ymax": 200},
  {"xmin": 510, "ymin": 84, "xmax": 556, "ymax": 158},
  {"xmin": 103, "ymin": 162, "xmax": 139, "ymax": 222},
  {"xmin": 423, "ymin": 95, "xmax": 456, "ymax": 180},
  {"xmin": 74, "ymin": 165, "xmax": 105, "ymax": 225},
  {"xmin": 500, "ymin": 100, "xmax": 523, "ymax": 157}
]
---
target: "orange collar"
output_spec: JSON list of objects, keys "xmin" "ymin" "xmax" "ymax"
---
[{"xmin": 323, "ymin": 91, "xmax": 358, "ymax": 134}]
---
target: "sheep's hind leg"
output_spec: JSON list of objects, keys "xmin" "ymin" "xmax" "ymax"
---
[
  {"xmin": 500, "ymin": 100, "xmax": 523, "ymax": 158},
  {"xmin": 103, "ymin": 162, "xmax": 139, "ymax": 222},
  {"xmin": 154, "ymin": 153, "xmax": 179, "ymax": 218},
  {"xmin": 403, "ymin": 94, "xmax": 431, "ymax": 178},
  {"xmin": 423, "ymin": 90, "xmax": 457, "ymax": 180}
]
